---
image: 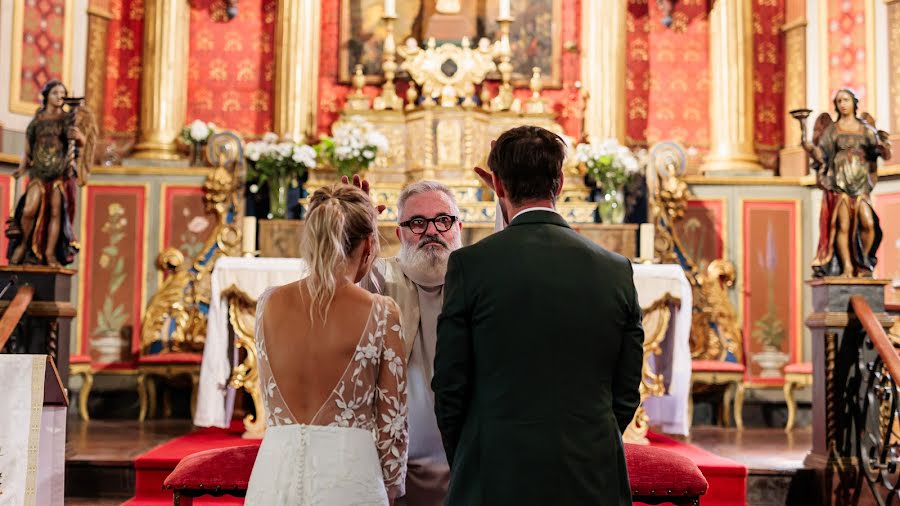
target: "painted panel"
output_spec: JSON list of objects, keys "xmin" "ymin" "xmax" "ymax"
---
[
  {"xmin": 161, "ymin": 185, "xmax": 217, "ymax": 263},
  {"xmin": 741, "ymin": 200, "xmax": 801, "ymax": 385},
  {"xmin": 675, "ymin": 198, "xmax": 726, "ymax": 271},
  {"xmin": 78, "ymin": 184, "xmax": 147, "ymax": 368},
  {"xmin": 874, "ymin": 192, "xmax": 900, "ymax": 304}
]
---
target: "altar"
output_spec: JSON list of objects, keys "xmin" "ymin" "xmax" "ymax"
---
[{"xmin": 193, "ymin": 257, "xmax": 692, "ymax": 437}]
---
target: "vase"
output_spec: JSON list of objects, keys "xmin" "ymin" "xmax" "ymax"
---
[
  {"xmin": 268, "ymin": 176, "xmax": 290, "ymax": 219},
  {"xmin": 751, "ymin": 346, "xmax": 790, "ymax": 378},
  {"xmin": 190, "ymin": 142, "xmax": 205, "ymax": 166},
  {"xmin": 597, "ymin": 187, "xmax": 626, "ymax": 224}
]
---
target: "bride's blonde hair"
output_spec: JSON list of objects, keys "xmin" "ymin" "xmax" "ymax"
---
[{"xmin": 301, "ymin": 184, "xmax": 379, "ymax": 321}]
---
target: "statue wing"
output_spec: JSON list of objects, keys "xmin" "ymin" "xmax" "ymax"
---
[{"xmin": 812, "ymin": 112, "xmax": 833, "ymax": 147}]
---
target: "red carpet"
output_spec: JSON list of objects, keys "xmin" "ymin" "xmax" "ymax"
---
[{"xmin": 123, "ymin": 427, "xmax": 746, "ymax": 505}]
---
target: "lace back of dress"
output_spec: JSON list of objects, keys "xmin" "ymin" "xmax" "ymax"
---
[{"xmin": 254, "ymin": 289, "xmax": 389, "ymax": 429}]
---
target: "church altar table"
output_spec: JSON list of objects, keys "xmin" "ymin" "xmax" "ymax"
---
[{"xmin": 194, "ymin": 258, "xmax": 692, "ymax": 436}]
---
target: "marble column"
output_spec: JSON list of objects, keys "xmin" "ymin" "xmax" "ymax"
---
[
  {"xmin": 131, "ymin": 0, "xmax": 190, "ymax": 160},
  {"xmin": 274, "ymin": 0, "xmax": 321, "ymax": 142},
  {"xmin": 580, "ymin": 0, "xmax": 626, "ymax": 144},
  {"xmin": 701, "ymin": 0, "xmax": 766, "ymax": 173}
]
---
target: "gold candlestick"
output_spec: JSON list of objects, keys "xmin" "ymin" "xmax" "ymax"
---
[
  {"xmin": 491, "ymin": 16, "xmax": 515, "ymax": 112},
  {"xmin": 374, "ymin": 14, "xmax": 404, "ymax": 111}
]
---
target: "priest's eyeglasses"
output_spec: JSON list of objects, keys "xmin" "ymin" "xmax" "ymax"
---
[{"xmin": 399, "ymin": 214, "xmax": 458, "ymax": 234}]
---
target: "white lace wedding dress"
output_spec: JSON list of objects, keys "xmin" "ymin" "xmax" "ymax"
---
[{"xmin": 245, "ymin": 289, "xmax": 408, "ymax": 505}]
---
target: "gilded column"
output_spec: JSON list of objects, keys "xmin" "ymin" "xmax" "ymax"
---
[
  {"xmin": 778, "ymin": 0, "xmax": 808, "ymax": 176},
  {"xmin": 132, "ymin": 0, "xmax": 190, "ymax": 160},
  {"xmin": 85, "ymin": 0, "xmax": 113, "ymax": 132},
  {"xmin": 701, "ymin": 0, "xmax": 765, "ymax": 173},
  {"xmin": 580, "ymin": 0, "xmax": 626, "ymax": 143},
  {"xmin": 274, "ymin": 0, "xmax": 321, "ymax": 142},
  {"xmin": 886, "ymin": 0, "xmax": 900, "ymax": 136}
]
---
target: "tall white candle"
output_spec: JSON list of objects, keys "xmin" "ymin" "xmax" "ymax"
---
[
  {"xmin": 384, "ymin": 0, "xmax": 396, "ymax": 17},
  {"xmin": 639, "ymin": 223, "xmax": 654, "ymax": 261},
  {"xmin": 242, "ymin": 216, "xmax": 257, "ymax": 255},
  {"xmin": 498, "ymin": 0, "xmax": 510, "ymax": 18}
]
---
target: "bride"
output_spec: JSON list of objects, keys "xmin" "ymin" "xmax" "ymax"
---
[{"xmin": 245, "ymin": 184, "xmax": 408, "ymax": 505}]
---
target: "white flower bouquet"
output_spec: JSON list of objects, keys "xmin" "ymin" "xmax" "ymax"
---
[
  {"xmin": 317, "ymin": 116, "xmax": 389, "ymax": 177},
  {"xmin": 574, "ymin": 139, "xmax": 639, "ymax": 224},
  {"xmin": 244, "ymin": 133, "xmax": 318, "ymax": 218},
  {"xmin": 180, "ymin": 119, "xmax": 217, "ymax": 145}
]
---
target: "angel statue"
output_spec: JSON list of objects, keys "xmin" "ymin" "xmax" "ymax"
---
[
  {"xmin": 792, "ymin": 89, "xmax": 891, "ymax": 278},
  {"xmin": 6, "ymin": 80, "xmax": 97, "ymax": 267}
]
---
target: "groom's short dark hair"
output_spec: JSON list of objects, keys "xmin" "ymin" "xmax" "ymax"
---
[{"xmin": 487, "ymin": 126, "xmax": 566, "ymax": 205}]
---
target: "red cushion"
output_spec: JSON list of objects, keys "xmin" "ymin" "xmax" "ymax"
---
[
  {"xmin": 70, "ymin": 354, "xmax": 92, "ymax": 364},
  {"xmin": 691, "ymin": 360, "xmax": 745, "ymax": 373},
  {"xmin": 784, "ymin": 362, "xmax": 812, "ymax": 374},
  {"xmin": 625, "ymin": 443, "xmax": 709, "ymax": 497},
  {"xmin": 138, "ymin": 352, "xmax": 203, "ymax": 365},
  {"xmin": 164, "ymin": 445, "xmax": 260, "ymax": 491}
]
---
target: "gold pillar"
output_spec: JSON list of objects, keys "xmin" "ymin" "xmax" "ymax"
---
[
  {"xmin": 886, "ymin": 0, "xmax": 900, "ymax": 137},
  {"xmin": 701, "ymin": 0, "xmax": 765, "ymax": 173},
  {"xmin": 274, "ymin": 0, "xmax": 321, "ymax": 142},
  {"xmin": 580, "ymin": 0, "xmax": 626, "ymax": 144},
  {"xmin": 132, "ymin": 0, "xmax": 189, "ymax": 160},
  {"xmin": 778, "ymin": 0, "xmax": 808, "ymax": 176},
  {"xmin": 85, "ymin": 1, "xmax": 113, "ymax": 132}
]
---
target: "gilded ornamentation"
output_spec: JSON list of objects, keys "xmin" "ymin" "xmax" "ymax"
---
[
  {"xmin": 647, "ymin": 141, "xmax": 744, "ymax": 362},
  {"xmin": 140, "ymin": 132, "xmax": 244, "ymax": 354},
  {"xmin": 624, "ymin": 293, "xmax": 680, "ymax": 445},
  {"xmin": 399, "ymin": 37, "xmax": 497, "ymax": 108},
  {"xmin": 222, "ymin": 285, "xmax": 266, "ymax": 438}
]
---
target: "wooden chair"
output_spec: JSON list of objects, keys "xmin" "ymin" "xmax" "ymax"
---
[
  {"xmin": 136, "ymin": 352, "xmax": 203, "ymax": 422},
  {"xmin": 69, "ymin": 354, "xmax": 94, "ymax": 421},
  {"xmin": 690, "ymin": 360, "xmax": 746, "ymax": 430},
  {"xmin": 782, "ymin": 362, "xmax": 812, "ymax": 432}
]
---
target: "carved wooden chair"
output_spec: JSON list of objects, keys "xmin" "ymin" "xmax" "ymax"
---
[
  {"xmin": 782, "ymin": 362, "xmax": 812, "ymax": 431},
  {"xmin": 69, "ymin": 354, "xmax": 94, "ymax": 421}
]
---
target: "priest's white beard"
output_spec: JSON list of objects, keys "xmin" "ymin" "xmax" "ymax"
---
[{"xmin": 397, "ymin": 234, "xmax": 461, "ymax": 288}]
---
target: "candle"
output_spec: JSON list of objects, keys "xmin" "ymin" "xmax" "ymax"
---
[
  {"xmin": 639, "ymin": 223, "xmax": 654, "ymax": 261},
  {"xmin": 384, "ymin": 0, "xmax": 396, "ymax": 17},
  {"xmin": 498, "ymin": 0, "xmax": 510, "ymax": 18},
  {"xmin": 242, "ymin": 216, "xmax": 257, "ymax": 255}
]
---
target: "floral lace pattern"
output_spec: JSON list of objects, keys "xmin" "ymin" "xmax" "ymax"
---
[{"xmin": 255, "ymin": 289, "xmax": 408, "ymax": 498}]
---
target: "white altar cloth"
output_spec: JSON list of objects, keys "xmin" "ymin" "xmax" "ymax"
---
[{"xmin": 195, "ymin": 258, "xmax": 692, "ymax": 435}]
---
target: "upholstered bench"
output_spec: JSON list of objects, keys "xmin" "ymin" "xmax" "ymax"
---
[{"xmin": 164, "ymin": 441, "xmax": 708, "ymax": 505}]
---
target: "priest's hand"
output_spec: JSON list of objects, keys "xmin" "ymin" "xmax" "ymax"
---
[{"xmin": 342, "ymin": 174, "xmax": 386, "ymax": 215}]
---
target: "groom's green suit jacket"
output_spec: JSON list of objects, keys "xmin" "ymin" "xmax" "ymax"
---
[{"xmin": 433, "ymin": 210, "xmax": 644, "ymax": 506}]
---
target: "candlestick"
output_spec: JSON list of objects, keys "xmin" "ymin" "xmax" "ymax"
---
[
  {"xmin": 639, "ymin": 223, "xmax": 655, "ymax": 261},
  {"xmin": 242, "ymin": 216, "xmax": 257, "ymax": 256}
]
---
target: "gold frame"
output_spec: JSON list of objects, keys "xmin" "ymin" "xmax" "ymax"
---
[
  {"xmin": 76, "ymin": 181, "xmax": 151, "ymax": 366},
  {"xmin": 9, "ymin": 0, "xmax": 76, "ymax": 115},
  {"xmin": 736, "ymin": 197, "xmax": 804, "ymax": 370}
]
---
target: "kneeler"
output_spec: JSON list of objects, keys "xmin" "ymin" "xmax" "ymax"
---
[{"xmin": 164, "ymin": 442, "xmax": 708, "ymax": 505}]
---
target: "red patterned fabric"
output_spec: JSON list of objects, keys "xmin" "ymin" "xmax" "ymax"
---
[
  {"xmin": 752, "ymin": 0, "xmax": 786, "ymax": 171},
  {"xmin": 70, "ymin": 354, "xmax": 92, "ymax": 364},
  {"xmin": 691, "ymin": 360, "xmax": 745, "ymax": 373},
  {"xmin": 827, "ymin": 0, "xmax": 869, "ymax": 105},
  {"xmin": 19, "ymin": 0, "xmax": 68, "ymax": 106},
  {"xmin": 626, "ymin": 443, "xmax": 709, "ymax": 497},
  {"xmin": 784, "ymin": 362, "xmax": 812, "ymax": 375},
  {"xmin": 102, "ymin": 0, "xmax": 144, "ymax": 137},
  {"xmin": 164, "ymin": 445, "xmax": 259, "ymax": 492},
  {"xmin": 186, "ymin": 0, "xmax": 277, "ymax": 137},
  {"xmin": 138, "ymin": 352, "xmax": 203, "ymax": 365}
]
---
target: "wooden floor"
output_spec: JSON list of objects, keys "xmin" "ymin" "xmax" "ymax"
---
[{"xmin": 63, "ymin": 417, "xmax": 814, "ymax": 505}]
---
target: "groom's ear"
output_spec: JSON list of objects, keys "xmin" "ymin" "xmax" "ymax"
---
[{"xmin": 492, "ymin": 172, "xmax": 506, "ymax": 199}]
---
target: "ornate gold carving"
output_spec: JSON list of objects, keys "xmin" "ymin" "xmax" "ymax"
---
[
  {"xmin": 132, "ymin": 0, "xmax": 189, "ymax": 159},
  {"xmin": 274, "ymin": 0, "xmax": 321, "ymax": 142},
  {"xmin": 141, "ymin": 132, "xmax": 244, "ymax": 353},
  {"xmin": 525, "ymin": 67, "xmax": 549, "ymax": 114},
  {"xmin": 221, "ymin": 285, "xmax": 265, "ymax": 439},
  {"xmin": 399, "ymin": 37, "xmax": 497, "ymax": 108},
  {"xmin": 701, "ymin": 0, "xmax": 765, "ymax": 173},
  {"xmin": 374, "ymin": 13, "xmax": 403, "ymax": 111},
  {"xmin": 346, "ymin": 65, "xmax": 371, "ymax": 111},
  {"xmin": 624, "ymin": 293, "xmax": 680, "ymax": 445}
]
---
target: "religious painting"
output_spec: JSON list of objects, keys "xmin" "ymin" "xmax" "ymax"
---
[
  {"xmin": 161, "ymin": 185, "xmax": 217, "ymax": 267},
  {"xmin": 874, "ymin": 192, "xmax": 900, "ymax": 304},
  {"xmin": 338, "ymin": 0, "xmax": 562, "ymax": 87},
  {"xmin": 0, "ymin": 175, "xmax": 13, "ymax": 266},
  {"xmin": 9, "ymin": 0, "xmax": 74, "ymax": 115},
  {"xmin": 78, "ymin": 184, "xmax": 148, "ymax": 368},
  {"xmin": 674, "ymin": 198, "xmax": 726, "ymax": 272},
  {"xmin": 741, "ymin": 200, "xmax": 801, "ymax": 385}
]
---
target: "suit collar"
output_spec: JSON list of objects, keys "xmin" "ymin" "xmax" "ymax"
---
[{"xmin": 508, "ymin": 209, "xmax": 571, "ymax": 229}]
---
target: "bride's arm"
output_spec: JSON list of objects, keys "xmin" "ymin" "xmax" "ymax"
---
[{"xmin": 375, "ymin": 298, "xmax": 408, "ymax": 502}]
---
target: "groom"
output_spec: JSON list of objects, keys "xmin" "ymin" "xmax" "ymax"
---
[{"xmin": 433, "ymin": 126, "xmax": 645, "ymax": 505}]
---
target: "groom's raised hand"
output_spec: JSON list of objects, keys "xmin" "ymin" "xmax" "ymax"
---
[{"xmin": 341, "ymin": 174, "xmax": 386, "ymax": 215}]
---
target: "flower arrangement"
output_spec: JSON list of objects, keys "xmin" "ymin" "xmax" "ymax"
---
[
  {"xmin": 316, "ymin": 116, "xmax": 389, "ymax": 177},
  {"xmin": 180, "ymin": 120, "xmax": 217, "ymax": 166},
  {"xmin": 574, "ymin": 139, "xmax": 640, "ymax": 224},
  {"xmin": 245, "ymin": 133, "xmax": 318, "ymax": 218}
]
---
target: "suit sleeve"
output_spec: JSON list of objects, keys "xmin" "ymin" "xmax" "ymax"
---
[
  {"xmin": 432, "ymin": 252, "xmax": 472, "ymax": 467},
  {"xmin": 612, "ymin": 260, "xmax": 644, "ymax": 433}
]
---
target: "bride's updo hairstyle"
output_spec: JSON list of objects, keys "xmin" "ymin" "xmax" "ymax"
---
[{"xmin": 300, "ymin": 184, "xmax": 380, "ymax": 320}]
